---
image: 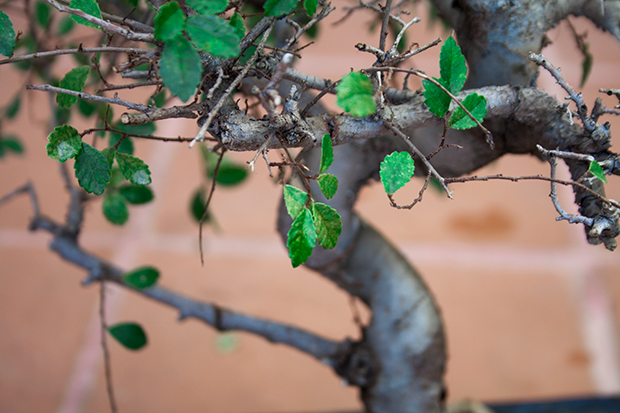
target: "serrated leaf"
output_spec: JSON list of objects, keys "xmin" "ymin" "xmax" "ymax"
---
[
  {"xmin": 46, "ymin": 125, "xmax": 82, "ymax": 162},
  {"xmin": 159, "ymin": 35, "xmax": 202, "ymax": 102},
  {"xmin": 154, "ymin": 1, "xmax": 185, "ymax": 41},
  {"xmin": 102, "ymin": 191, "xmax": 129, "ymax": 225},
  {"xmin": 287, "ymin": 207, "xmax": 316, "ymax": 267},
  {"xmin": 6, "ymin": 97, "xmax": 20, "ymax": 119},
  {"xmin": 115, "ymin": 152, "xmax": 152, "ymax": 185},
  {"xmin": 56, "ymin": 66, "xmax": 90, "ymax": 109},
  {"xmin": 439, "ymin": 36, "xmax": 467, "ymax": 94},
  {"xmin": 229, "ymin": 12, "xmax": 245, "ymax": 38},
  {"xmin": 74, "ymin": 142, "xmax": 110, "ymax": 194},
  {"xmin": 319, "ymin": 134, "xmax": 333, "ymax": 173},
  {"xmin": 336, "ymin": 72, "xmax": 376, "ymax": 117},
  {"xmin": 312, "ymin": 203, "xmax": 341, "ymax": 249},
  {"xmin": 35, "ymin": 1, "xmax": 52, "ymax": 29},
  {"xmin": 380, "ymin": 151, "xmax": 415, "ymax": 194},
  {"xmin": 186, "ymin": 15, "xmax": 241, "ymax": 58},
  {"xmin": 317, "ymin": 173, "xmax": 338, "ymax": 199},
  {"xmin": 123, "ymin": 266, "xmax": 159, "ymax": 289},
  {"xmin": 70, "ymin": 0, "xmax": 102, "ymax": 28},
  {"xmin": 119, "ymin": 185, "xmax": 154, "ymax": 204},
  {"xmin": 449, "ymin": 92, "xmax": 487, "ymax": 130},
  {"xmin": 423, "ymin": 78, "xmax": 451, "ymax": 118},
  {"xmin": 108, "ymin": 323, "xmax": 147, "ymax": 350},
  {"xmin": 187, "ymin": 0, "xmax": 228, "ymax": 15},
  {"xmin": 101, "ymin": 147, "xmax": 116, "ymax": 168},
  {"xmin": 589, "ymin": 160, "xmax": 608, "ymax": 183},
  {"xmin": 283, "ymin": 185, "xmax": 308, "ymax": 219},
  {"xmin": 1, "ymin": 136, "xmax": 24, "ymax": 154},
  {"xmin": 304, "ymin": 0, "xmax": 317, "ymax": 15},
  {"xmin": 57, "ymin": 16, "xmax": 75, "ymax": 35},
  {"xmin": 0, "ymin": 11, "xmax": 16, "ymax": 57},
  {"xmin": 263, "ymin": 0, "xmax": 297, "ymax": 16}
]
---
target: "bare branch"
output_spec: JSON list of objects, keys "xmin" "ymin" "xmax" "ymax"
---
[
  {"xmin": 379, "ymin": 0, "xmax": 393, "ymax": 52},
  {"xmin": 0, "ymin": 47, "xmax": 151, "ymax": 66},
  {"xmin": 26, "ymin": 84, "xmax": 151, "ymax": 112},
  {"xmin": 120, "ymin": 103, "xmax": 200, "ymax": 125}
]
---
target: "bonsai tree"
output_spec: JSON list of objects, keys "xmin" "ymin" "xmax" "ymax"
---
[{"xmin": 1, "ymin": 0, "xmax": 619, "ymax": 412}]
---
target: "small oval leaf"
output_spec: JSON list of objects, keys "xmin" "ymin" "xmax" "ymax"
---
[
  {"xmin": 108, "ymin": 322, "xmax": 147, "ymax": 350},
  {"xmin": 380, "ymin": 151, "xmax": 415, "ymax": 195},
  {"xmin": 123, "ymin": 266, "xmax": 159, "ymax": 289}
]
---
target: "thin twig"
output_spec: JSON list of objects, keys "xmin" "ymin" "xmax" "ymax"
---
[
  {"xmin": 0, "ymin": 46, "xmax": 151, "ymax": 65},
  {"xmin": 97, "ymin": 80, "xmax": 161, "ymax": 92},
  {"xmin": 379, "ymin": 0, "xmax": 393, "ymax": 52},
  {"xmin": 387, "ymin": 170, "xmax": 432, "ymax": 209},
  {"xmin": 27, "ymin": 84, "xmax": 151, "ymax": 112},
  {"xmin": 199, "ymin": 149, "xmax": 226, "ymax": 265},
  {"xmin": 0, "ymin": 182, "xmax": 40, "ymax": 216},
  {"xmin": 99, "ymin": 281, "xmax": 118, "ymax": 413}
]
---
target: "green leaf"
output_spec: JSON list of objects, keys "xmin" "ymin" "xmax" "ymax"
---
[
  {"xmin": 336, "ymin": 72, "xmax": 376, "ymax": 117},
  {"xmin": 186, "ymin": 15, "xmax": 241, "ymax": 58},
  {"xmin": 439, "ymin": 36, "xmax": 467, "ymax": 94},
  {"xmin": 304, "ymin": 0, "xmax": 317, "ymax": 15},
  {"xmin": 108, "ymin": 323, "xmax": 147, "ymax": 350},
  {"xmin": 319, "ymin": 134, "xmax": 333, "ymax": 173},
  {"xmin": 119, "ymin": 185, "xmax": 154, "ymax": 204},
  {"xmin": 154, "ymin": 1, "xmax": 185, "ymax": 41},
  {"xmin": 214, "ymin": 164, "xmax": 247, "ymax": 186},
  {"xmin": 102, "ymin": 191, "xmax": 129, "ymax": 225},
  {"xmin": 1, "ymin": 136, "xmax": 24, "ymax": 154},
  {"xmin": 263, "ymin": 0, "xmax": 297, "ymax": 16},
  {"xmin": 152, "ymin": 91, "xmax": 166, "ymax": 108},
  {"xmin": 422, "ymin": 78, "xmax": 451, "ymax": 118},
  {"xmin": 115, "ymin": 152, "xmax": 152, "ymax": 185},
  {"xmin": 123, "ymin": 266, "xmax": 159, "ymax": 289},
  {"xmin": 70, "ymin": 0, "xmax": 102, "ymax": 28},
  {"xmin": 109, "ymin": 133, "xmax": 134, "ymax": 155},
  {"xmin": 35, "ymin": 1, "xmax": 52, "ymax": 29},
  {"xmin": 229, "ymin": 12, "xmax": 245, "ymax": 38},
  {"xmin": 0, "ymin": 11, "xmax": 16, "ymax": 57},
  {"xmin": 449, "ymin": 92, "xmax": 487, "ymax": 130},
  {"xmin": 56, "ymin": 66, "xmax": 91, "ymax": 109},
  {"xmin": 6, "ymin": 97, "xmax": 20, "ymax": 119},
  {"xmin": 380, "ymin": 151, "xmax": 415, "ymax": 194},
  {"xmin": 287, "ymin": 207, "xmax": 316, "ymax": 267},
  {"xmin": 109, "ymin": 167, "xmax": 125, "ymax": 187},
  {"xmin": 283, "ymin": 185, "xmax": 308, "ymax": 219},
  {"xmin": 312, "ymin": 203, "xmax": 341, "ymax": 249},
  {"xmin": 190, "ymin": 188, "xmax": 212, "ymax": 223},
  {"xmin": 55, "ymin": 108, "xmax": 72, "ymax": 125},
  {"xmin": 317, "ymin": 173, "xmax": 338, "ymax": 200},
  {"xmin": 589, "ymin": 160, "xmax": 608, "ymax": 183},
  {"xmin": 57, "ymin": 16, "xmax": 75, "ymax": 35},
  {"xmin": 78, "ymin": 99, "xmax": 97, "ymax": 117},
  {"xmin": 46, "ymin": 125, "xmax": 82, "ymax": 162},
  {"xmin": 101, "ymin": 147, "xmax": 116, "ymax": 168},
  {"xmin": 159, "ymin": 35, "xmax": 202, "ymax": 102},
  {"xmin": 580, "ymin": 43, "xmax": 593, "ymax": 88},
  {"xmin": 74, "ymin": 142, "xmax": 110, "ymax": 194},
  {"xmin": 187, "ymin": 0, "xmax": 228, "ymax": 15}
]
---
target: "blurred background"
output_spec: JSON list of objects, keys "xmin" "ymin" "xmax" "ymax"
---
[{"xmin": 1, "ymin": 1, "xmax": 620, "ymax": 412}]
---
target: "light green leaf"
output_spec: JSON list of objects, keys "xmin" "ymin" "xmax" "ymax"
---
[
  {"xmin": 187, "ymin": 0, "xmax": 228, "ymax": 15},
  {"xmin": 229, "ymin": 12, "xmax": 245, "ymax": 38},
  {"xmin": 159, "ymin": 35, "xmax": 202, "ymax": 102},
  {"xmin": 336, "ymin": 72, "xmax": 376, "ymax": 117},
  {"xmin": 35, "ymin": 1, "xmax": 52, "ymax": 29},
  {"xmin": 319, "ymin": 134, "xmax": 333, "ymax": 173},
  {"xmin": 283, "ymin": 185, "xmax": 308, "ymax": 219},
  {"xmin": 312, "ymin": 203, "xmax": 341, "ymax": 249},
  {"xmin": 108, "ymin": 323, "xmax": 147, "ymax": 350},
  {"xmin": 119, "ymin": 185, "xmax": 154, "ymax": 204},
  {"xmin": 263, "ymin": 0, "xmax": 297, "ymax": 16},
  {"xmin": 154, "ymin": 1, "xmax": 185, "ymax": 41},
  {"xmin": 102, "ymin": 191, "xmax": 129, "ymax": 225},
  {"xmin": 589, "ymin": 160, "xmax": 608, "ymax": 183},
  {"xmin": 74, "ymin": 142, "xmax": 110, "ymax": 194},
  {"xmin": 287, "ymin": 207, "xmax": 316, "ymax": 268},
  {"xmin": 186, "ymin": 15, "xmax": 241, "ymax": 58},
  {"xmin": 115, "ymin": 152, "xmax": 151, "ymax": 185},
  {"xmin": 123, "ymin": 266, "xmax": 159, "ymax": 289},
  {"xmin": 0, "ymin": 11, "xmax": 16, "ymax": 57},
  {"xmin": 56, "ymin": 66, "xmax": 90, "ymax": 109},
  {"xmin": 46, "ymin": 125, "xmax": 82, "ymax": 162},
  {"xmin": 304, "ymin": 0, "xmax": 317, "ymax": 15},
  {"xmin": 380, "ymin": 151, "xmax": 415, "ymax": 194},
  {"xmin": 439, "ymin": 36, "xmax": 467, "ymax": 94},
  {"xmin": 317, "ymin": 173, "xmax": 338, "ymax": 200},
  {"xmin": 422, "ymin": 78, "xmax": 451, "ymax": 118},
  {"xmin": 449, "ymin": 92, "xmax": 487, "ymax": 130},
  {"xmin": 70, "ymin": 0, "xmax": 102, "ymax": 28}
]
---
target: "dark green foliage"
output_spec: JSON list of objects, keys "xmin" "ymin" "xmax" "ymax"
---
[{"xmin": 108, "ymin": 323, "xmax": 148, "ymax": 350}]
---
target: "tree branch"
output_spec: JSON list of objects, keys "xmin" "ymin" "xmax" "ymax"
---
[
  {"xmin": 0, "ymin": 47, "xmax": 151, "ymax": 66},
  {"xmin": 26, "ymin": 84, "xmax": 151, "ymax": 112}
]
